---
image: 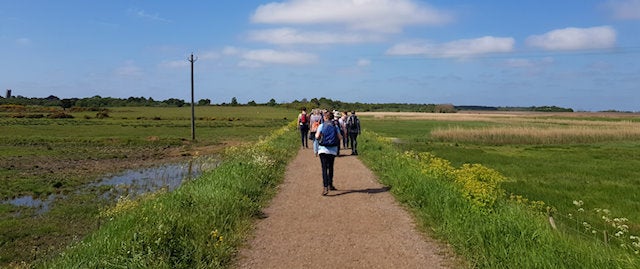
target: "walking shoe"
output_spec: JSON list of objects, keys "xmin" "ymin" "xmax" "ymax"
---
[
  {"xmin": 322, "ymin": 187, "xmax": 328, "ymax": 196},
  {"xmin": 329, "ymin": 185, "xmax": 337, "ymax": 191}
]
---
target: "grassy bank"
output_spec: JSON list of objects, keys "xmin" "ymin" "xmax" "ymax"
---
[
  {"xmin": 363, "ymin": 112, "xmax": 640, "ymax": 235},
  {"xmin": 0, "ymin": 106, "xmax": 296, "ymax": 266},
  {"xmin": 358, "ymin": 131, "xmax": 640, "ymax": 268},
  {"xmin": 38, "ymin": 123, "xmax": 299, "ymax": 268}
]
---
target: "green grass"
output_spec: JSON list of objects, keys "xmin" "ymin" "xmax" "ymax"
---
[
  {"xmin": 0, "ymin": 106, "xmax": 297, "ymax": 267},
  {"xmin": 363, "ymin": 114, "xmax": 640, "ymax": 232},
  {"xmin": 358, "ymin": 130, "xmax": 640, "ymax": 268},
  {"xmin": 38, "ymin": 123, "xmax": 299, "ymax": 268}
]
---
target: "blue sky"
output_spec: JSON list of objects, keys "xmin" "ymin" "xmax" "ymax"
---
[{"xmin": 1, "ymin": 0, "xmax": 639, "ymax": 111}]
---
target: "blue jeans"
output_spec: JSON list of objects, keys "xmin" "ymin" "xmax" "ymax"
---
[{"xmin": 319, "ymin": 153, "xmax": 335, "ymax": 187}]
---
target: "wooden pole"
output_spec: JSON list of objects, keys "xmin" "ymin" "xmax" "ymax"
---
[{"xmin": 188, "ymin": 54, "xmax": 197, "ymax": 141}]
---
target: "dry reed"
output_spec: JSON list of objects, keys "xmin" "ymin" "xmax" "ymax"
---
[{"xmin": 431, "ymin": 124, "xmax": 640, "ymax": 145}]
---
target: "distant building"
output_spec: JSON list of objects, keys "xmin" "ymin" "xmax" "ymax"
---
[{"xmin": 5, "ymin": 89, "xmax": 11, "ymax": 98}]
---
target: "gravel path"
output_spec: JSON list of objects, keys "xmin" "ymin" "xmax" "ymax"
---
[{"xmin": 235, "ymin": 148, "xmax": 454, "ymax": 268}]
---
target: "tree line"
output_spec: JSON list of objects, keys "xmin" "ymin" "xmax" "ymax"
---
[{"xmin": 0, "ymin": 94, "xmax": 575, "ymax": 113}]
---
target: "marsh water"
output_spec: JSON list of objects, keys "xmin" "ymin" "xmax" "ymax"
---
[{"xmin": 3, "ymin": 156, "xmax": 220, "ymax": 215}]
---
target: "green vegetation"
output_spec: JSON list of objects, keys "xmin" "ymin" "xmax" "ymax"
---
[
  {"xmin": 361, "ymin": 112, "xmax": 640, "ymax": 267},
  {"xmin": 358, "ymin": 130, "xmax": 640, "ymax": 268},
  {"xmin": 39, "ymin": 123, "xmax": 299, "ymax": 268},
  {"xmin": 0, "ymin": 106, "xmax": 296, "ymax": 267}
]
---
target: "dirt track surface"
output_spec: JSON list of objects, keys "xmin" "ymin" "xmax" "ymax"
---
[{"xmin": 235, "ymin": 148, "xmax": 453, "ymax": 268}]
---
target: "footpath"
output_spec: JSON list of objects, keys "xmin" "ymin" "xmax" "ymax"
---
[{"xmin": 235, "ymin": 148, "xmax": 453, "ymax": 268}]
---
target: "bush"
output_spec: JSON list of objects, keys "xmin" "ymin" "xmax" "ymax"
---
[{"xmin": 47, "ymin": 112, "xmax": 73, "ymax": 119}]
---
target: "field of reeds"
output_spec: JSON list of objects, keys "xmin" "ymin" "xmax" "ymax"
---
[{"xmin": 360, "ymin": 111, "xmax": 640, "ymax": 267}]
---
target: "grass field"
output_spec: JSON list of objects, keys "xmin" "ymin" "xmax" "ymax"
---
[
  {"xmin": 361, "ymin": 111, "xmax": 640, "ymax": 251},
  {"xmin": 0, "ymin": 105, "xmax": 297, "ymax": 267},
  {"xmin": 3, "ymin": 107, "xmax": 640, "ymax": 267}
]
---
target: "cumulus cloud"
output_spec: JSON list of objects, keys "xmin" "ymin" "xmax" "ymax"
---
[
  {"xmin": 387, "ymin": 36, "xmax": 515, "ymax": 58},
  {"xmin": 251, "ymin": 0, "xmax": 452, "ymax": 33},
  {"xmin": 604, "ymin": 0, "xmax": 640, "ymax": 20},
  {"xmin": 526, "ymin": 26, "xmax": 616, "ymax": 51},
  {"xmin": 248, "ymin": 27, "xmax": 383, "ymax": 45},
  {"xmin": 241, "ymin": 49, "xmax": 318, "ymax": 65}
]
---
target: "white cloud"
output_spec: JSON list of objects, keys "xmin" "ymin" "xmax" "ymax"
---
[
  {"xmin": 222, "ymin": 46, "xmax": 241, "ymax": 56},
  {"xmin": 251, "ymin": 0, "xmax": 452, "ymax": 33},
  {"xmin": 199, "ymin": 51, "xmax": 220, "ymax": 60},
  {"xmin": 526, "ymin": 26, "xmax": 616, "ymax": 51},
  {"xmin": 159, "ymin": 60, "xmax": 189, "ymax": 69},
  {"xmin": 128, "ymin": 8, "xmax": 171, "ymax": 23},
  {"xmin": 387, "ymin": 36, "xmax": 515, "ymax": 58},
  {"xmin": 241, "ymin": 49, "xmax": 318, "ymax": 65},
  {"xmin": 604, "ymin": 0, "xmax": 640, "ymax": 20},
  {"xmin": 504, "ymin": 57, "xmax": 554, "ymax": 68},
  {"xmin": 248, "ymin": 27, "xmax": 383, "ymax": 45},
  {"xmin": 115, "ymin": 60, "xmax": 143, "ymax": 77},
  {"xmin": 357, "ymin": 59, "xmax": 371, "ymax": 67}
]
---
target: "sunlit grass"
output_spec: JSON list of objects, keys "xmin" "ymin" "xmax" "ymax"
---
[
  {"xmin": 431, "ymin": 122, "xmax": 640, "ymax": 145},
  {"xmin": 39, "ymin": 123, "xmax": 299, "ymax": 268},
  {"xmin": 358, "ymin": 130, "xmax": 640, "ymax": 268}
]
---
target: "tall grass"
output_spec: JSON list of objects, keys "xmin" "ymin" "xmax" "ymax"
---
[
  {"xmin": 38, "ymin": 123, "xmax": 299, "ymax": 268},
  {"xmin": 431, "ymin": 123, "xmax": 640, "ymax": 145},
  {"xmin": 358, "ymin": 131, "xmax": 640, "ymax": 268}
]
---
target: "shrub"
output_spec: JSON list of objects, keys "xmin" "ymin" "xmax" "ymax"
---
[{"xmin": 47, "ymin": 112, "xmax": 74, "ymax": 119}]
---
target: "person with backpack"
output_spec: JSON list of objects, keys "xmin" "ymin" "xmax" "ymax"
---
[
  {"xmin": 346, "ymin": 110, "xmax": 361, "ymax": 155},
  {"xmin": 298, "ymin": 107, "xmax": 309, "ymax": 148},
  {"xmin": 315, "ymin": 112, "xmax": 342, "ymax": 195}
]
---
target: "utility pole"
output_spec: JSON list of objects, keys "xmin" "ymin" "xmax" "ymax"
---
[{"xmin": 188, "ymin": 53, "xmax": 198, "ymax": 141}]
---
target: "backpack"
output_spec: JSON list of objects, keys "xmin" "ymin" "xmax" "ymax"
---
[
  {"xmin": 319, "ymin": 122, "xmax": 339, "ymax": 147},
  {"xmin": 347, "ymin": 115, "xmax": 359, "ymax": 133},
  {"xmin": 299, "ymin": 113, "xmax": 308, "ymax": 125},
  {"xmin": 311, "ymin": 121, "xmax": 320, "ymax": 132}
]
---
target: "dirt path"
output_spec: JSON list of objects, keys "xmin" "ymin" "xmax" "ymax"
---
[{"xmin": 235, "ymin": 148, "xmax": 454, "ymax": 268}]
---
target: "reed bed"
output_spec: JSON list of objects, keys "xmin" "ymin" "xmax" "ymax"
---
[{"xmin": 431, "ymin": 122, "xmax": 640, "ymax": 145}]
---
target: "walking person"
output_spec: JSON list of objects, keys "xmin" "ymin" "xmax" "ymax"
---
[
  {"xmin": 316, "ymin": 112, "xmax": 342, "ymax": 195},
  {"xmin": 340, "ymin": 111, "xmax": 349, "ymax": 149},
  {"xmin": 309, "ymin": 109, "xmax": 322, "ymax": 156},
  {"xmin": 298, "ymin": 107, "xmax": 309, "ymax": 148},
  {"xmin": 346, "ymin": 110, "xmax": 361, "ymax": 155}
]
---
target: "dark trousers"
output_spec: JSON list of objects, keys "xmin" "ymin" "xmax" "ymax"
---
[
  {"xmin": 349, "ymin": 133, "xmax": 358, "ymax": 154},
  {"xmin": 342, "ymin": 130, "xmax": 349, "ymax": 148},
  {"xmin": 319, "ymin": 153, "xmax": 335, "ymax": 187},
  {"xmin": 299, "ymin": 124, "xmax": 309, "ymax": 147}
]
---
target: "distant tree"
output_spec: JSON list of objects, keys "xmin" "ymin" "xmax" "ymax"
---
[
  {"xmin": 231, "ymin": 97, "xmax": 239, "ymax": 106},
  {"xmin": 198, "ymin": 98, "xmax": 211, "ymax": 106},
  {"xmin": 434, "ymin": 104, "xmax": 456, "ymax": 113},
  {"xmin": 60, "ymin": 98, "xmax": 77, "ymax": 110},
  {"xmin": 310, "ymin": 98, "xmax": 320, "ymax": 108},
  {"xmin": 267, "ymin": 98, "xmax": 277, "ymax": 106},
  {"xmin": 46, "ymin": 95, "xmax": 60, "ymax": 101},
  {"xmin": 163, "ymin": 98, "xmax": 185, "ymax": 107},
  {"xmin": 247, "ymin": 100, "xmax": 257, "ymax": 106}
]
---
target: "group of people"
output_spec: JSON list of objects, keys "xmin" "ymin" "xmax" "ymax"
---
[{"xmin": 298, "ymin": 107, "xmax": 361, "ymax": 195}]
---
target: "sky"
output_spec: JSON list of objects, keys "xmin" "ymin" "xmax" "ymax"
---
[{"xmin": 1, "ymin": 0, "xmax": 639, "ymax": 111}]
